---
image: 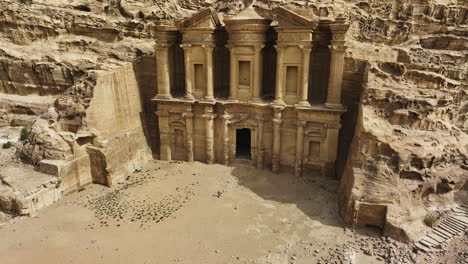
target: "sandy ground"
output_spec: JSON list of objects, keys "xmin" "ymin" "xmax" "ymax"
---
[
  {"xmin": 0, "ymin": 160, "xmax": 387, "ymax": 264},
  {"xmin": 0, "ymin": 160, "xmax": 465, "ymax": 264}
]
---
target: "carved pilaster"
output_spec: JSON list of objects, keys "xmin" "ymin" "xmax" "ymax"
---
[
  {"xmin": 324, "ymin": 121, "xmax": 342, "ymax": 178},
  {"xmin": 295, "ymin": 120, "xmax": 307, "ymax": 177},
  {"xmin": 203, "ymin": 107, "xmax": 216, "ymax": 164},
  {"xmin": 227, "ymin": 45, "xmax": 238, "ymax": 102},
  {"xmin": 326, "ymin": 18, "xmax": 350, "ymax": 109},
  {"xmin": 272, "ymin": 107, "xmax": 284, "ymax": 173},
  {"xmin": 180, "ymin": 44, "xmax": 195, "ymax": 100},
  {"xmin": 156, "ymin": 110, "xmax": 171, "ymax": 161},
  {"xmin": 182, "ymin": 112, "xmax": 194, "ymax": 162},
  {"xmin": 273, "ymin": 45, "xmax": 286, "ymax": 105},
  {"xmin": 297, "ymin": 45, "xmax": 312, "ymax": 107},
  {"xmin": 222, "ymin": 113, "xmax": 233, "ymax": 166},
  {"xmin": 252, "ymin": 45, "xmax": 264, "ymax": 102},
  {"xmin": 154, "ymin": 43, "xmax": 173, "ymax": 100},
  {"xmin": 255, "ymin": 115, "xmax": 265, "ymax": 169},
  {"xmin": 203, "ymin": 44, "xmax": 215, "ymax": 101}
]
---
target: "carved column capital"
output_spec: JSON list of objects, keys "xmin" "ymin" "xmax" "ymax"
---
[
  {"xmin": 273, "ymin": 106, "xmax": 284, "ymax": 119},
  {"xmin": 325, "ymin": 123, "xmax": 342, "ymax": 129},
  {"xmin": 202, "ymin": 44, "xmax": 215, "ymax": 50},
  {"xmin": 273, "ymin": 118, "xmax": 283, "ymax": 125},
  {"xmin": 254, "ymin": 45, "xmax": 265, "ymax": 52},
  {"xmin": 274, "ymin": 44, "xmax": 287, "ymax": 54},
  {"xmin": 182, "ymin": 112, "xmax": 194, "ymax": 118},
  {"xmin": 203, "ymin": 113, "xmax": 217, "ymax": 120},
  {"xmin": 329, "ymin": 44, "xmax": 347, "ymax": 53},
  {"xmin": 226, "ymin": 44, "xmax": 235, "ymax": 52},
  {"xmin": 298, "ymin": 45, "xmax": 313, "ymax": 53},
  {"xmin": 297, "ymin": 120, "xmax": 307, "ymax": 127},
  {"xmin": 155, "ymin": 110, "xmax": 170, "ymax": 117},
  {"xmin": 155, "ymin": 43, "xmax": 172, "ymax": 49},
  {"xmin": 222, "ymin": 114, "xmax": 233, "ymax": 121},
  {"xmin": 180, "ymin": 43, "xmax": 192, "ymax": 50}
]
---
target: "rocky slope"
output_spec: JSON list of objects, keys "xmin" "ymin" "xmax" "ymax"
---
[
  {"xmin": 0, "ymin": 0, "xmax": 466, "ymax": 243},
  {"xmin": 334, "ymin": 0, "xmax": 468, "ymax": 242}
]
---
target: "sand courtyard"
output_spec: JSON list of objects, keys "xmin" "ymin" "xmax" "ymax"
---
[{"xmin": 0, "ymin": 160, "xmax": 385, "ymax": 264}]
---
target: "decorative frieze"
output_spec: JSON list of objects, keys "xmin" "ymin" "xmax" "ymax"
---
[
  {"xmin": 183, "ymin": 32, "xmax": 215, "ymax": 43},
  {"xmin": 228, "ymin": 33, "xmax": 268, "ymax": 43},
  {"xmin": 277, "ymin": 32, "xmax": 312, "ymax": 42}
]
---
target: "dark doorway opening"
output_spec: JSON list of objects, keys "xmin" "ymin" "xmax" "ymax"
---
[{"xmin": 236, "ymin": 128, "xmax": 251, "ymax": 160}]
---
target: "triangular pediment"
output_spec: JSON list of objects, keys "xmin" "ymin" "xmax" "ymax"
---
[
  {"xmin": 177, "ymin": 8, "xmax": 222, "ymax": 30},
  {"xmin": 275, "ymin": 7, "xmax": 314, "ymax": 28}
]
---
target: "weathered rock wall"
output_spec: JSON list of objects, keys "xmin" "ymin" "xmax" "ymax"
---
[
  {"xmin": 334, "ymin": 0, "xmax": 468, "ymax": 242},
  {"xmin": 85, "ymin": 63, "xmax": 152, "ymax": 185},
  {"xmin": 0, "ymin": 0, "xmax": 466, "ymax": 243}
]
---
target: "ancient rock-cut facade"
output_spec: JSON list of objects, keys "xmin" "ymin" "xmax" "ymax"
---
[{"xmin": 153, "ymin": 7, "xmax": 349, "ymax": 177}]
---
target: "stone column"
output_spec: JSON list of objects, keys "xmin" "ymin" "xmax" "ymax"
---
[
  {"xmin": 272, "ymin": 107, "xmax": 284, "ymax": 173},
  {"xmin": 326, "ymin": 19, "xmax": 350, "ymax": 108},
  {"xmin": 273, "ymin": 45, "xmax": 286, "ymax": 105},
  {"xmin": 203, "ymin": 106, "xmax": 216, "ymax": 164},
  {"xmin": 295, "ymin": 120, "xmax": 307, "ymax": 177},
  {"xmin": 222, "ymin": 113, "xmax": 232, "ymax": 166},
  {"xmin": 156, "ymin": 109, "xmax": 171, "ymax": 161},
  {"xmin": 180, "ymin": 44, "xmax": 194, "ymax": 100},
  {"xmin": 324, "ymin": 122, "xmax": 341, "ymax": 178},
  {"xmin": 297, "ymin": 46, "xmax": 312, "ymax": 107},
  {"xmin": 325, "ymin": 44, "xmax": 346, "ymax": 108},
  {"xmin": 228, "ymin": 45, "xmax": 238, "ymax": 102},
  {"xmin": 256, "ymin": 115, "xmax": 265, "ymax": 169},
  {"xmin": 204, "ymin": 44, "xmax": 215, "ymax": 101},
  {"xmin": 252, "ymin": 45, "xmax": 264, "ymax": 102},
  {"xmin": 155, "ymin": 44, "xmax": 172, "ymax": 100},
  {"xmin": 182, "ymin": 112, "xmax": 194, "ymax": 162}
]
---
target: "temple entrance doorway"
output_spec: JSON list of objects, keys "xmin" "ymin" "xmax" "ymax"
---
[{"xmin": 236, "ymin": 128, "xmax": 251, "ymax": 160}]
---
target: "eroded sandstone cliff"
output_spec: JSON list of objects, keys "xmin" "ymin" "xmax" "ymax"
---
[{"xmin": 0, "ymin": 0, "xmax": 466, "ymax": 242}]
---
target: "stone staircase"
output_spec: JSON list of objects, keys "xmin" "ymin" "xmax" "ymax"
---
[{"xmin": 415, "ymin": 204, "xmax": 468, "ymax": 252}]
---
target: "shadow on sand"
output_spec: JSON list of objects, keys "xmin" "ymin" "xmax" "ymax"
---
[{"xmin": 229, "ymin": 163, "xmax": 345, "ymax": 229}]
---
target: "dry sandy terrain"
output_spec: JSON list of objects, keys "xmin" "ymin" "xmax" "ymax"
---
[
  {"xmin": 0, "ymin": 160, "xmax": 388, "ymax": 264},
  {"xmin": 0, "ymin": 160, "xmax": 466, "ymax": 264}
]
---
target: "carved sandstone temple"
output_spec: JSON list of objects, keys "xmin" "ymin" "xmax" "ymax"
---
[{"xmin": 153, "ymin": 7, "xmax": 350, "ymax": 177}]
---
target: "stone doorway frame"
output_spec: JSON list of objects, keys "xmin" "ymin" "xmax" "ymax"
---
[
  {"xmin": 229, "ymin": 124, "xmax": 257, "ymax": 166},
  {"xmin": 235, "ymin": 128, "xmax": 253, "ymax": 160}
]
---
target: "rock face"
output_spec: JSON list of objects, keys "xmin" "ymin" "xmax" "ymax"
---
[
  {"xmin": 0, "ymin": 0, "xmax": 466, "ymax": 242},
  {"xmin": 334, "ymin": 0, "xmax": 468, "ymax": 242},
  {"xmin": 0, "ymin": 0, "xmax": 156, "ymax": 194}
]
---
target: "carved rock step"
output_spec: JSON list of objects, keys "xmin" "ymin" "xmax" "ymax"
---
[
  {"xmin": 440, "ymin": 223, "xmax": 462, "ymax": 233},
  {"xmin": 438, "ymin": 224, "xmax": 458, "ymax": 235},
  {"xmin": 446, "ymin": 218, "xmax": 466, "ymax": 230},
  {"xmin": 414, "ymin": 204, "xmax": 468, "ymax": 252}
]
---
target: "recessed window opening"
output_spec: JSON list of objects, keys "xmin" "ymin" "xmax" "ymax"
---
[
  {"xmin": 194, "ymin": 64, "xmax": 204, "ymax": 90},
  {"xmin": 238, "ymin": 61, "xmax": 251, "ymax": 87},
  {"xmin": 286, "ymin": 66, "xmax": 299, "ymax": 94}
]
